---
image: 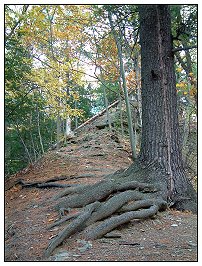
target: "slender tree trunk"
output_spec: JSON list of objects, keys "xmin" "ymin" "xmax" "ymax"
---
[
  {"xmin": 103, "ymin": 84, "xmax": 112, "ymax": 131},
  {"xmin": 138, "ymin": 5, "xmax": 196, "ymax": 210},
  {"xmin": 175, "ymin": 43, "xmax": 197, "ymax": 106},
  {"xmin": 36, "ymin": 105, "xmax": 44, "ymax": 154},
  {"xmin": 16, "ymin": 123, "xmax": 33, "ymax": 164},
  {"xmin": 108, "ymin": 11, "xmax": 136, "ymax": 159},
  {"xmin": 118, "ymin": 83, "xmax": 124, "ymax": 136},
  {"xmin": 175, "ymin": 49, "xmax": 196, "ymax": 160},
  {"xmin": 65, "ymin": 116, "xmax": 73, "ymax": 136},
  {"xmin": 47, "ymin": 6, "xmax": 63, "ymax": 150},
  {"xmin": 74, "ymin": 101, "xmax": 78, "ymax": 128},
  {"xmin": 134, "ymin": 51, "xmax": 142, "ymax": 129},
  {"xmin": 29, "ymin": 113, "xmax": 37, "ymax": 161},
  {"xmin": 181, "ymin": 82, "xmax": 194, "ymax": 163},
  {"xmin": 100, "ymin": 68, "xmax": 112, "ymax": 132},
  {"xmin": 50, "ymin": 119, "xmax": 54, "ymax": 145},
  {"xmin": 56, "ymin": 114, "xmax": 61, "ymax": 150},
  {"xmin": 91, "ymin": 23, "xmax": 112, "ymax": 132}
]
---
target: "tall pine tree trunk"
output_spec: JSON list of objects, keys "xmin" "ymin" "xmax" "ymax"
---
[{"xmin": 138, "ymin": 5, "xmax": 196, "ymax": 211}]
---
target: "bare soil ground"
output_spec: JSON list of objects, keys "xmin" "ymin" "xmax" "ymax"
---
[{"xmin": 5, "ymin": 124, "xmax": 197, "ymax": 261}]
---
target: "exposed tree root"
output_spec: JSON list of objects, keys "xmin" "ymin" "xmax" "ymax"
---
[
  {"xmin": 44, "ymin": 172, "xmax": 168, "ymax": 257},
  {"xmin": 44, "ymin": 161, "xmax": 196, "ymax": 258},
  {"xmin": 47, "ymin": 212, "xmax": 80, "ymax": 230},
  {"xmin": 44, "ymin": 202, "xmax": 100, "ymax": 257},
  {"xmin": 55, "ymin": 179, "xmax": 160, "ymax": 210},
  {"xmin": 20, "ymin": 181, "xmax": 74, "ymax": 189},
  {"xmin": 52, "ymin": 184, "xmax": 90, "ymax": 200},
  {"xmin": 84, "ymin": 204, "xmax": 159, "ymax": 240},
  {"xmin": 5, "ymin": 177, "xmax": 80, "ymax": 190}
]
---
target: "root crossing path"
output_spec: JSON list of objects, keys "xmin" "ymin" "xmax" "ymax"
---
[{"xmin": 5, "ymin": 126, "xmax": 197, "ymax": 261}]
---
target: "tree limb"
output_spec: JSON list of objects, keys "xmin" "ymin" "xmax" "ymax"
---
[{"xmin": 172, "ymin": 45, "xmax": 197, "ymax": 53}]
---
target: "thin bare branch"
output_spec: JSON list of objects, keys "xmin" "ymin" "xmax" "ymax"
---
[{"xmin": 172, "ymin": 45, "xmax": 197, "ymax": 53}]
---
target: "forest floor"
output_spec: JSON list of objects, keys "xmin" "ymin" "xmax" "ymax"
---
[{"xmin": 5, "ymin": 118, "xmax": 197, "ymax": 262}]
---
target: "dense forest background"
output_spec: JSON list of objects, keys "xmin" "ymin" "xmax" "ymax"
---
[{"xmin": 5, "ymin": 4, "xmax": 197, "ymax": 178}]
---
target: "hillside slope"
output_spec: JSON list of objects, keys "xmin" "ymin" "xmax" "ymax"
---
[{"xmin": 5, "ymin": 112, "xmax": 197, "ymax": 261}]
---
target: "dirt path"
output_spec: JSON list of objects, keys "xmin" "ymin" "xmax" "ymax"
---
[{"xmin": 5, "ymin": 126, "xmax": 197, "ymax": 261}]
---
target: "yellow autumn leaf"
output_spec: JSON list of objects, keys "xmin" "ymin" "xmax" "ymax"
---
[
  {"xmin": 190, "ymin": 88, "xmax": 197, "ymax": 96},
  {"xmin": 176, "ymin": 83, "xmax": 183, "ymax": 88},
  {"xmin": 176, "ymin": 67, "xmax": 182, "ymax": 72}
]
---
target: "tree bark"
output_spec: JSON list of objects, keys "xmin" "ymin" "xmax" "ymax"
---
[{"xmin": 138, "ymin": 5, "xmax": 196, "ymax": 210}]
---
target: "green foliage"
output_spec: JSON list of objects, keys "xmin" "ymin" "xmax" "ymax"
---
[
  {"xmin": 5, "ymin": 34, "xmax": 32, "ymax": 121},
  {"xmin": 5, "ymin": 4, "xmax": 197, "ymax": 177},
  {"xmin": 171, "ymin": 5, "xmax": 197, "ymax": 44},
  {"xmin": 5, "ymin": 127, "xmax": 27, "ymax": 176},
  {"xmin": 73, "ymin": 84, "xmax": 95, "ymax": 122},
  {"xmin": 94, "ymin": 81, "xmax": 119, "ymax": 112}
]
